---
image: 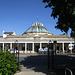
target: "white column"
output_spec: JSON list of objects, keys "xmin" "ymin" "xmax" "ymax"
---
[
  {"xmin": 3, "ymin": 43, "xmax": 4, "ymax": 50},
  {"xmin": 32, "ymin": 43, "xmax": 34, "ymax": 52},
  {"xmin": 25, "ymin": 43, "xmax": 27, "ymax": 53},
  {"xmin": 10, "ymin": 43, "xmax": 12, "ymax": 49},
  {"xmin": 70, "ymin": 43, "xmax": 72, "ymax": 53},
  {"xmin": 40, "ymin": 43, "xmax": 42, "ymax": 49},
  {"xmin": 62, "ymin": 42, "xmax": 64, "ymax": 53}
]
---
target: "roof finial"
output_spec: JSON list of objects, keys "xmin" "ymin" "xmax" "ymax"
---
[{"xmin": 36, "ymin": 17, "xmax": 38, "ymax": 23}]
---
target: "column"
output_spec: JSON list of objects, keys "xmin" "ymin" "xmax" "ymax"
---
[
  {"xmin": 10, "ymin": 43, "xmax": 12, "ymax": 49},
  {"xmin": 62, "ymin": 42, "xmax": 64, "ymax": 53},
  {"xmin": 25, "ymin": 43, "xmax": 27, "ymax": 53},
  {"xmin": 32, "ymin": 43, "xmax": 34, "ymax": 52},
  {"xmin": 3, "ymin": 43, "xmax": 4, "ymax": 50},
  {"xmin": 40, "ymin": 43, "xmax": 42, "ymax": 49}
]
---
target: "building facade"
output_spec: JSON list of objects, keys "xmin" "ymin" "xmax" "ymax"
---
[{"xmin": 0, "ymin": 22, "xmax": 74, "ymax": 53}]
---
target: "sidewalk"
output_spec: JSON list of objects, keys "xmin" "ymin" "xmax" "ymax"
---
[
  {"xmin": 15, "ymin": 53, "xmax": 49, "ymax": 75},
  {"xmin": 14, "ymin": 65, "xmax": 56, "ymax": 75},
  {"xmin": 14, "ymin": 65, "xmax": 48, "ymax": 75},
  {"xmin": 14, "ymin": 71, "xmax": 46, "ymax": 75}
]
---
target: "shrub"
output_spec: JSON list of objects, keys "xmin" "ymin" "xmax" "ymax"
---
[{"xmin": 0, "ymin": 49, "xmax": 18, "ymax": 75}]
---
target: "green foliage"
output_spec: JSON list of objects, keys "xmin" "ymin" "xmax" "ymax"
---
[
  {"xmin": 0, "ymin": 49, "xmax": 18, "ymax": 75},
  {"xmin": 42, "ymin": 0, "xmax": 75, "ymax": 33}
]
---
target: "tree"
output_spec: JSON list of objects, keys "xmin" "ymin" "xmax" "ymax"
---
[{"xmin": 42, "ymin": 0, "xmax": 75, "ymax": 33}]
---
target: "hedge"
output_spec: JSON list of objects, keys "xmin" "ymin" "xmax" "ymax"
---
[{"xmin": 0, "ymin": 49, "xmax": 18, "ymax": 75}]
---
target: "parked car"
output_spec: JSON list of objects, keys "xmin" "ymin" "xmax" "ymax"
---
[
  {"xmin": 8, "ymin": 49, "xmax": 18, "ymax": 54},
  {"xmin": 44, "ymin": 47, "xmax": 48, "ymax": 51},
  {"xmin": 38, "ymin": 47, "xmax": 54, "ymax": 54},
  {"xmin": 38, "ymin": 48, "xmax": 44, "ymax": 53}
]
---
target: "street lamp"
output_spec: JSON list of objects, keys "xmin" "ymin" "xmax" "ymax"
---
[
  {"xmin": 15, "ymin": 40, "xmax": 19, "ymax": 70},
  {"xmin": 48, "ymin": 40, "xmax": 55, "ymax": 73},
  {"xmin": 48, "ymin": 40, "xmax": 51, "ymax": 71},
  {"xmin": 48, "ymin": 40, "xmax": 50, "ymax": 71},
  {"xmin": 54, "ymin": 41, "xmax": 57, "ymax": 55}
]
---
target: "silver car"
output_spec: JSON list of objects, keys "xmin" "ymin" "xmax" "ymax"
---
[
  {"xmin": 8, "ymin": 49, "xmax": 18, "ymax": 54},
  {"xmin": 38, "ymin": 48, "xmax": 44, "ymax": 53}
]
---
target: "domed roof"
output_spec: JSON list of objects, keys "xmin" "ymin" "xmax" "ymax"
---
[{"xmin": 23, "ymin": 22, "xmax": 52, "ymax": 34}]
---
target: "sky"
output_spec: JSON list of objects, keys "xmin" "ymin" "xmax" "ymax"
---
[{"xmin": 0, "ymin": 0, "xmax": 71, "ymax": 36}]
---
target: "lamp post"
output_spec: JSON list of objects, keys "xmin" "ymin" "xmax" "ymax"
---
[
  {"xmin": 48, "ymin": 40, "xmax": 55, "ymax": 73},
  {"xmin": 48, "ymin": 40, "xmax": 52, "ymax": 72},
  {"xmin": 54, "ymin": 41, "xmax": 57, "ymax": 55},
  {"xmin": 15, "ymin": 40, "xmax": 19, "ymax": 70}
]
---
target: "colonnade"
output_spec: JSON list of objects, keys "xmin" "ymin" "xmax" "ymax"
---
[{"xmin": 0, "ymin": 42, "xmax": 70, "ymax": 53}]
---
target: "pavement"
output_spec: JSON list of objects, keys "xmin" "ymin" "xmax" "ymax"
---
[
  {"xmin": 14, "ymin": 65, "xmax": 56, "ymax": 75},
  {"xmin": 14, "ymin": 53, "xmax": 75, "ymax": 75},
  {"xmin": 14, "ymin": 53, "xmax": 49, "ymax": 75},
  {"xmin": 14, "ymin": 71, "xmax": 47, "ymax": 75}
]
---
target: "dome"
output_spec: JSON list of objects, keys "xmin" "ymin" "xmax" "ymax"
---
[{"xmin": 23, "ymin": 22, "xmax": 52, "ymax": 34}]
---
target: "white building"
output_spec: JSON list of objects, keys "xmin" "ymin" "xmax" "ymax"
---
[{"xmin": 0, "ymin": 22, "xmax": 74, "ymax": 53}]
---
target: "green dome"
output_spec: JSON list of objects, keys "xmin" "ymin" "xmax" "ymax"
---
[{"xmin": 23, "ymin": 23, "xmax": 51, "ymax": 34}]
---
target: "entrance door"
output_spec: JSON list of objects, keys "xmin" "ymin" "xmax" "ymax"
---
[{"xmin": 34, "ymin": 43, "xmax": 40, "ymax": 52}]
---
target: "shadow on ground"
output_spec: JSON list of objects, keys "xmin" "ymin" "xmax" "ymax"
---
[{"xmin": 19, "ymin": 54, "xmax": 75, "ymax": 75}]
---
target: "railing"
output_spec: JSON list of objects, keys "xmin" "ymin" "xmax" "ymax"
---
[{"xmin": 65, "ymin": 68, "xmax": 73, "ymax": 75}]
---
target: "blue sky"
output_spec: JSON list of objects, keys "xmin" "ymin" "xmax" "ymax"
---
[{"xmin": 0, "ymin": 0, "xmax": 71, "ymax": 36}]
